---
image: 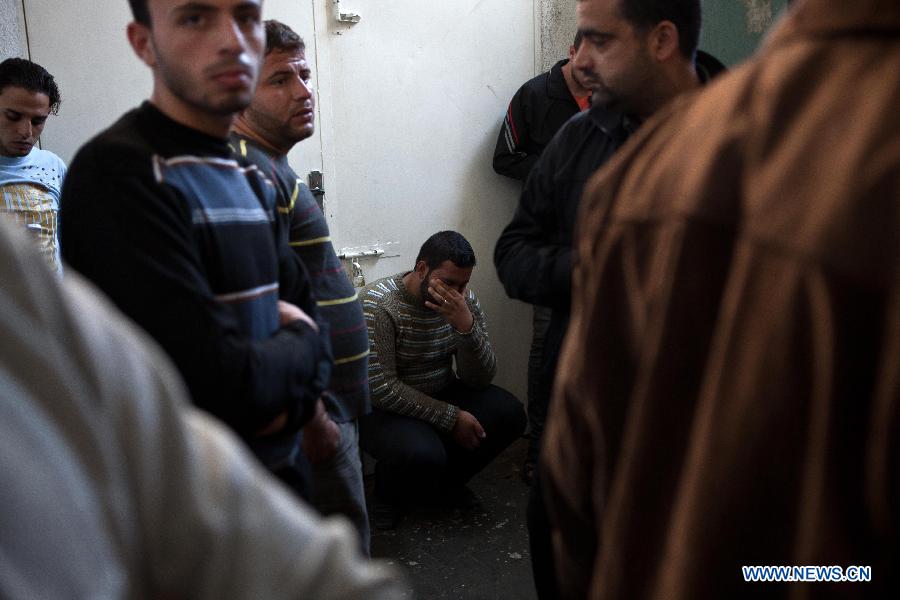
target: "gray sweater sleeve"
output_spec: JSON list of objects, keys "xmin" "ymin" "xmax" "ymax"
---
[
  {"xmin": 365, "ymin": 304, "xmax": 460, "ymax": 432},
  {"xmin": 453, "ymin": 291, "xmax": 497, "ymax": 389}
]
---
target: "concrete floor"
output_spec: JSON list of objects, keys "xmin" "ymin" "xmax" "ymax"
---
[{"xmin": 368, "ymin": 438, "xmax": 538, "ymax": 600}]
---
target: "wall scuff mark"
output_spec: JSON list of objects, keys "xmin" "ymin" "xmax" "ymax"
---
[
  {"xmin": 0, "ymin": 0, "xmax": 25, "ymax": 59},
  {"xmin": 742, "ymin": 0, "xmax": 774, "ymax": 34},
  {"xmin": 539, "ymin": 0, "xmax": 577, "ymax": 73}
]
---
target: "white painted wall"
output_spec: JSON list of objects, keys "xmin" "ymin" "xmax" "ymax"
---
[
  {"xmin": 24, "ymin": 0, "xmax": 148, "ymax": 163},
  {"xmin": 22, "ymin": 0, "xmax": 537, "ymax": 400}
]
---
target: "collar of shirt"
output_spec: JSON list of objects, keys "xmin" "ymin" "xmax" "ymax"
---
[
  {"xmin": 547, "ymin": 58, "xmax": 578, "ymax": 103},
  {"xmin": 137, "ymin": 101, "xmax": 232, "ymax": 159},
  {"xmin": 771, "ymin": 0, "xmax": 900, "ymax": 47}
]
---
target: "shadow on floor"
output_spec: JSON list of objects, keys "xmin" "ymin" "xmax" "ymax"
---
[{"xmin": 368, "ymin": 437, "xmax": 537, "ymax": 600}]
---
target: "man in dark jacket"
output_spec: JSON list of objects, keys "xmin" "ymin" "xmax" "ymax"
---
[
  {"xmin": 494, "ymin": 0, "xmax": 724, "ymax": 597},
  {"xmin": 492, "ymin": 33, "xmax": 592, "ymax": 486},
  {"xmin": 492, "ymin": 33, "xmax": 592, "ymax": 182}
]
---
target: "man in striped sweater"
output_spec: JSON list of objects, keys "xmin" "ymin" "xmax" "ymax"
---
[
  {"xmin": 230, "ymin": 20, "xmax": 372, "ymax": 554},
  {"xmin": 360, "ymin": 231, "xmax": 526, "ymax": 528}
]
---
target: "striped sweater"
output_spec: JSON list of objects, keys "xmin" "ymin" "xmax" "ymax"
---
[
  {"xmin": 230, "ymin": 133, "xmax": 370, "ymax": 422},
  {"xmin": 60, "ymin": 102, "xmax": 331, "ymax": 468},
  {"xmin": 361, "ymin": 273, "xmax": 496, "ymax": 431}
]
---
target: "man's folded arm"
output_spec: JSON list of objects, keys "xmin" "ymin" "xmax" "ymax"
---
[{"xmin": 60, "ymin": 163, "xmax": 325, "ymax": 434}]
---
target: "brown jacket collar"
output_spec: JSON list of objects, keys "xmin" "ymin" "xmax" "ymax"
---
[{"xmin": 769, "ymin": 0, "xmax": 900, "ymax": 48}]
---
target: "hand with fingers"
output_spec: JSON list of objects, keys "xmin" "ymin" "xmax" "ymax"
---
[
  {"xmin": 425, "ymin": 279, "xmax": 475, "ymax": 333},
  {"xmin": 302, "ymin": 397, "xmax": 342, "ymax": 464},
  {"xmin": 278, "ymin": 300, "xmax": 319, "ymax": 332},
  {"xmin": 451, "ymin": 409, "xmax": 486, "ymax": 449}
]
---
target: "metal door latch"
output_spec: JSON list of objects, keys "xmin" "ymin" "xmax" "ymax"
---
[
  {"xmin": 307, "ymin": 170, "xmax": 325, "ymax": 196},
  {"xmin": 348, "ymin": 260, "xmax": 365, "ymax": 287},
  {"xmin": 334, "ymin": 0, "xmax": 361, "ymax": 23},
  {"xmin": 338, "ymin": 248, "xmax": 384, "ymax": 288},
  {"xmin": 307, "ymin": 170, "xmax": 325, "ymax": 211}
]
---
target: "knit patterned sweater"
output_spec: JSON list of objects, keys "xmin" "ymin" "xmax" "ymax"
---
[
  {"xmin": 229, "ymin": 133, "xmax": 370, "ymax": 423},
  {"xmin": 361, "ymin": 273, "xmax": 497, "ymax": 431}
]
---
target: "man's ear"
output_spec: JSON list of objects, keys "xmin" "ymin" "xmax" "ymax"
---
[
  {"xmin": 127, "ymin": 21, "xmax": 157, "ymax": 68},
  {"xmin": 414, "ymin": 260, "xmax": 429, "ymax": 279},
  {"xmin": 648, "ymin": 20, "xmax": 680, "ymax": 62}
]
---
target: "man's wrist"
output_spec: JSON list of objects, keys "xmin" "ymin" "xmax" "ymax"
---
[
  {"xmin": 452, "ymin": 313, "xmax": 475, "ymax": 335},
  {"xmin": 441, "ymin": 404, "xmax": 460, "ymax": 432}
]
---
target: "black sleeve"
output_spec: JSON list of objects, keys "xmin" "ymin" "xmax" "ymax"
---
[
  {"xmin": 492, "ymin": 85, "xmax": 540, "ymax": 181},
  {"xmin": 494, "ymin": 133, "xmax": 572, "ymax": 309},
  {"xmin": 60, "ymin": 146, "xmax": 327, "ymax": 436}
]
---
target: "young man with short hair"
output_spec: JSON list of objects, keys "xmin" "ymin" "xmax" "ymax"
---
[
  {"xmin": 60, "ymin": 0, "xmax": 333, "ymax": 502},
  {"xmin": 0, "ymin": 58, "xmax": 66, "ymax": 272},
  {"xmin": 494, "ymin": 0, "xmax": 725, "ymax": 596},
  {"xmin": 230, "ymin": 19, "xmax": 373, "ymax": 553},
  {"xmin": 360, "ymin": 231, "xmax": 526, "ymax": 528}
]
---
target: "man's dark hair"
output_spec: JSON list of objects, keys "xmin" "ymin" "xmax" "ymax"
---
[
  {"xmin": 128, "ymin": 0, "xmax": 151, "ymax": 26},
  {"xmin": 0, "ymin": 58, "xmax": 61, "ymax": 115},
  {"xmin": 265, "ymin": 20, "xmax": 305, "ymax": 56},
  {"xmin": 617, "ymin": 0, "xmax": 701, "ymax": 59},
  {"xmin": 416, "ymin": 231, "xmax": 476, "ymax": 270}
]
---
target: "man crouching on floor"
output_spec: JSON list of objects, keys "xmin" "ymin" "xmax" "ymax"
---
[{"xmin": 360, "ymin": 231, "xmax": 526, "ymax": 529}]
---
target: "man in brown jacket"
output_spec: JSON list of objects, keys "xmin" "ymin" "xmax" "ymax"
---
[{"xmin": 543, "ymin": 0, "xmax": 900, "ymax": 598}]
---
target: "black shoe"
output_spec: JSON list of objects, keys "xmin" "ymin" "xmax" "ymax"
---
[
  {"xmin": 520, "ymin": 459, "xmax": 535, "ymax": 486},
  {"xmin": 441, "ymin": 485, "xmax": 482, "ymax": 512},
  {"xmin": 372, "ymin": 500, "xmax": 401, "ymax": 531}
]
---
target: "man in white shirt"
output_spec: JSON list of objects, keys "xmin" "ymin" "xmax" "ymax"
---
[
  {"xmin": 0, "ymin": 57, "xmax": 66, "ymax": 272},
  {"xmin": 0, "ymin": 219, "xmax": 407, "ymax": 600}
]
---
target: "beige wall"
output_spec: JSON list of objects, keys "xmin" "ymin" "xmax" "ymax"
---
[
  {"xmin": 0, "ymin": 0, "xmax": 26, "ymax": 61},
  {"xmin": 539, "ymin": 0, "xmax": 577, "ymax": 72}
]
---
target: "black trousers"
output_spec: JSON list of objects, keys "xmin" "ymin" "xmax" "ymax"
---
[
  {"xmin": 526, "ymin": 305, "xmax": 553, "ymax": 465},
  {"xmin": 529, "ymin": 309, "xmax": 570, "ymax": 600},
  {"xmin": 248, "ymin": 431, "xmax": 314, "ymax": 502},
  {"xmin": 360, "ymin": 381, "xmax": 526, "ymax": 504}
]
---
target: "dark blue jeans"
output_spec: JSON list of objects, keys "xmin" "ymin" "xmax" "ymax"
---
[{"xmin": 360, "ymin": 381, "xmax": 526, "ymax": 505}]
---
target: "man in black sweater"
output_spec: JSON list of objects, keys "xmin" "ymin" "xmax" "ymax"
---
[{"xmin": 60, "ymin": 0, "xmax": 332, "ymax": 501}]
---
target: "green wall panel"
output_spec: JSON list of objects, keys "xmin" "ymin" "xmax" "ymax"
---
[{"xmin": 700, "ymin": 0, "xmax": 790, "ymax": 66}]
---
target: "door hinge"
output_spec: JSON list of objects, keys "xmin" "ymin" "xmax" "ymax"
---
[{"xmin": 334, "ymin": 0, "xmax": 361, "ymax": 24}]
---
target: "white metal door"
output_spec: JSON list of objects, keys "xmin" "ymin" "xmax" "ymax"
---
[
  {"xmin": 311, "ymin": 0, "xmax": 535, "ymax": 397},
  {"xmin": 23, "ymin": 0, "xmax": 535, "ymax": 397}
]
